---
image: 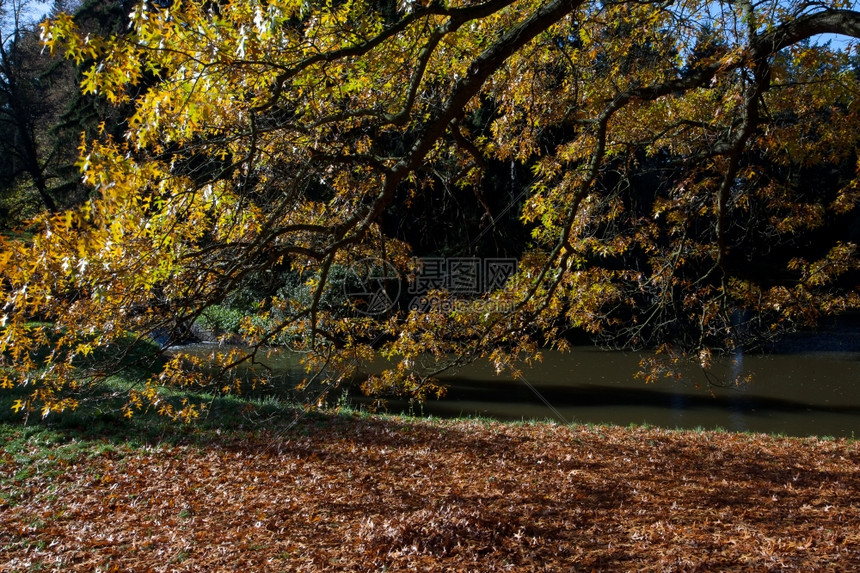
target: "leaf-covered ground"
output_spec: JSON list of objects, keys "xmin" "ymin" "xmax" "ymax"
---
[{"xmin": 2, "ymin": 415, "xmax": 859, "ymax": 571}]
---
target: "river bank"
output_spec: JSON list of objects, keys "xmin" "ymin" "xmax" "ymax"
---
[
  {"xmin": 2, "ymin": 411, "xmax": 858, "ymax": 571},
  {"xmin": 174, "ymin": 339, "xmax": 860, "ymax": 437}
]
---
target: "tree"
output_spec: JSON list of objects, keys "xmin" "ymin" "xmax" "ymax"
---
[
  {"xmin": 1, "ymin": 0, "xmax": 859, "ymax": 420},
  {"xmin": 0, "ymin": 0, "xmax": 139, "ymax": 228},
  {"xmin": 0, "ymin": 0, "xmax": 85, "ymax": 222}
]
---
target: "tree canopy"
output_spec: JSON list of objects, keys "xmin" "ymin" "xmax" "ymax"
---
[
  {"xmin": 1, "ymin": 0, "xmax": 859, "ymax": 419},
  {"xmin": 1, "ymin": 0, "xmax": 75, "ymax": 219}
]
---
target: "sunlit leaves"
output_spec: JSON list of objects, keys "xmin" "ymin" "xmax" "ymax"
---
[{"xmin": 1, "ymin": 0, "xmax": 859, "ymax": 419}]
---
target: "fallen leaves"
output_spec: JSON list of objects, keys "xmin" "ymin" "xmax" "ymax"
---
[{"xmin": 1, "ymin": 418, "xmax": 859, "ymax": 571}]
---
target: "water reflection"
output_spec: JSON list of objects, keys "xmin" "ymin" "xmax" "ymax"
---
[
  {"xmin": 178, "ymin": 339, "xmax": 860, "ymax": 437},
  {"xmin": 361, "ymin": 346, "xmax": 860, "ymax": 437}
]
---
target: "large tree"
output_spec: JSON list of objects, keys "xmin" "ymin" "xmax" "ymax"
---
[
  {"xmin": 1, "ymin": 0, "xmax": 859, "ymax": 419},
  {"xmin": 0, "ymin": 0, "xmax": 138, "ymax": 227},
  {"xmin": 0, "ymin": 0, "xmax": 75, "ymax": 218}
]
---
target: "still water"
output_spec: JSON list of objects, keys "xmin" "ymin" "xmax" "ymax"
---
[
  {"xmin": 388, "ymin": 347, "xmax": 860, "ymax": 438},
  {"xmin": 182, "ymin": 328, "xmax": 860, "ymax": 437}
]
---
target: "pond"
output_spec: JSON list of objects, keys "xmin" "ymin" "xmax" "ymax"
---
[
  {"xmin": 388, "ymin": 346, "xmax": 860, "ymax": 438},
  {"xmin": 179, "ymin": 318, "xmax": 860, "ymax": 438}
]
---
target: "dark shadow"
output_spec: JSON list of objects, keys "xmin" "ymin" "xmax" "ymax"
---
[{"xmin": 365, "ymin": 376, "xmax": 860, "ymax": 417}]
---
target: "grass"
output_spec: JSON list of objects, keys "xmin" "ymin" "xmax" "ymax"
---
[{"xmin": 1, "ymin": 352, "xmax": 860, "ymax": 570}]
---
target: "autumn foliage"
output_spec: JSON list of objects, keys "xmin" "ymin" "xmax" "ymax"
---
[
  {"xmin": 2, "ymin": 418, "xmax": 860, "ymax": 570},
  {"xmin": 0, "ymin": 0, "xmax": 859, "ymax": 417}
]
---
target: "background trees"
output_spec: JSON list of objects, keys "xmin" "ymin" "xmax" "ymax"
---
[
  {"xmin": 1, "ymin": 0, "xmax": 858, "ymax": 419},
  {"xmin": 0, "ymin": 0, "xmax": 74, "ymax": 220},
  {"xmin": 0, "ymin": 0, "xmax": 135, "ymax": 227}
]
